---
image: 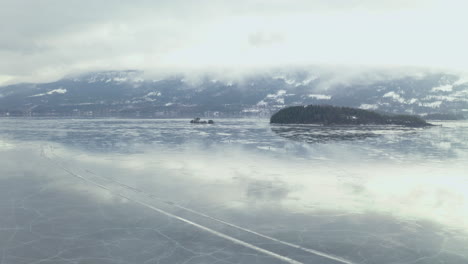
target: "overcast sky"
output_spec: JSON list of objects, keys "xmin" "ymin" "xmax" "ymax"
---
[{"xmin": 1, "ymin": 0, "xmax": 467, "ymax": 85}]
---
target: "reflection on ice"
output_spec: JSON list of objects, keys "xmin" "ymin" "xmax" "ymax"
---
[
  {"xmin": 1, "ymin": 119, "xmax": 468, "ymax": 263},
  {"xmin": 271, "ymin": 124, "xmax": 385, "ymax": 143},
  {"xmin": 41, "ymin": 141, "xmax": 468, "ymax": 231}
]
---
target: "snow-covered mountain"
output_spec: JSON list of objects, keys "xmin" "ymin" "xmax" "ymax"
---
[{"xmin": 1, "ymin": 70, "xmax": 467, "ymax": 118}]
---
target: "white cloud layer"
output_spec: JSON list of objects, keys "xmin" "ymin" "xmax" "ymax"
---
[{"xmin": 1, "ymin": 0, "xmax": 468, "ymax": 84}]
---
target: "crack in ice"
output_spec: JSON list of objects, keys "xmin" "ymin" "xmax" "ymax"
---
[{"xmin": 41, "ymin": 145, "xmax": 305, "ymax": 264}]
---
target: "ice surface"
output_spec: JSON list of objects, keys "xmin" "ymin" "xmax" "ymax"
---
[{"xmin": 0, "ymin": 118, "xmax": 467, "ymax": 263}]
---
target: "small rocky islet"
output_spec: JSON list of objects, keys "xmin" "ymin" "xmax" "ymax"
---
[{"xmin": 190, "ymin": 117, "xmax": 214, "ymax": 124}]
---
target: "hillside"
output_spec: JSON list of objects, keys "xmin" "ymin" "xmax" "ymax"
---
[{"xmin": 0, "ymin": 70, "xmax": 467, "ymax": 118}]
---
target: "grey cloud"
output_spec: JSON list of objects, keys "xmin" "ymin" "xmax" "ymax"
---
[
  {"xmin": 0, "ymin": 0, "xmax": 466, "ymax": 85},
  {"xmin": 248, "ymin": 32, "xmax": 284, "ymax": 46}
]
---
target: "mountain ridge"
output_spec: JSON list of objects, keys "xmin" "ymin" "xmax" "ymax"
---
[{"xmin": 1, "ymin": 70, "xmax": 467, "ymax": 118}]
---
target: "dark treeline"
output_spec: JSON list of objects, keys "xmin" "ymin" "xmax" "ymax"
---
[{"xmin": 270, "ymin": 105, "xmax": 431, "ymax": 127}]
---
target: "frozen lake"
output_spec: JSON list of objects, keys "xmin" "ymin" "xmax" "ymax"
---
[{"xmin": 1, "ymin": 118, "xmax": 467, "ymax": 264}]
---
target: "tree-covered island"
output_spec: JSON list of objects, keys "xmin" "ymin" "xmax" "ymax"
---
[{"xmin": 270, "ymin": 105, "xmax": 433, "ymax": 127}]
